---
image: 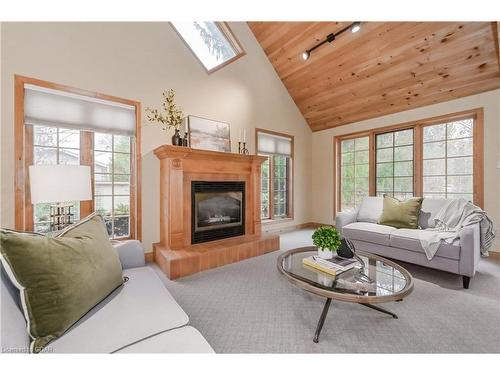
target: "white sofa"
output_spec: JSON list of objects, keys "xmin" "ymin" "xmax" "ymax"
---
[
  {"xmin": 1, "ymin": 240, "xmax": 214, "ymax": 353},
  {"xmin": 335, "ymin": 197, "xmax": 480, "ymax": 289}
]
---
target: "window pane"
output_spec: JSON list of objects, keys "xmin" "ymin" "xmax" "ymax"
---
[
  {"xmin": 448, "ymin": 156, "xmax": 473, "ymax": 175},
  {"xmin": 394, "ymin": 161, "xmax": 413, "ymax": 177},
  {"xmin": 394, "ymin": 177, "xmax": 413, "ymax": 192},
  {"xmin": 447, "ymin": 138, "xmax": 472, "ymax": 157},
  {"xmin": 394, "ymin": 145, "xmax": 413, "ymax": 161},
  {"xmin": 58, "ymin": 128, "xmax": 80, "ymax": 149},
  {"xmin": 423, "ymin": 118, "xmax": 474, "ymax": 201},
  {"xmin": 447, "ymin": 119, "xmax": 473, "ymax": 139},
  {"xmin": 424, "ymin": 176, "xmax": 446, "ymax": 193},
  {"xmin": 423, "ymin": 159, "xmax": 446, "ymax": 176},
  {"xmin": 423, "ymin": 141, "xmax": 445, "ymax": 159},
  {"xmin": 113, "ymin": 152, "xmax": 130, "ymax": 174},
  {"xmin": 340, "ymin": 136, "xmax": 369, "ymax": 210},
  {"xmin": 447, "ymin": 176, "xmax": 473, "ymax": 194},
  {"xmin": 376, "ymin": 148, "xmax": 393, "ymax": 163},
  {"xmin": 114, "ymin": 176, "xmax": 131, "ymax": 195},
  {"xmin": 394, "ymin": 129, "xmax": 413, "ymax": 146},
  {"xmin": 423, "ymin": 124, "xmax": 446, "ymax": 142},
  {"xmin": 95, "ymin": 133, "xmax": 112, "ymax": 152},
  {"xmin": 114, "ymin": 135, "xmax": 131, "ymax": 153},
  {"xmin": 376, "ymin": 133, "xmax": 393, "ymax": 148},
  {"xmin": 34, "ymin": 126, "xmax": 57, "ymax": 147},
  {"xmin": 377, "ymin": 177, "xmax": 393, "ymax": 192},
  {"xmin": 34, "ymin": 146, "xmax": 57, "ymax": 165},
  {"xmin": 376, "ymin": 163, "xmax": 393, "ymax": 177},
  {"xmin": 59, "ymin": 148, "xmax": 80, "ymax": 165},
  {"xmin": 171, "ymin": 22, "xmax": 238, "ymax": 71},
  {"xmin": 95, "ymin": 151, "xmax": 113, "ymax": 173}
]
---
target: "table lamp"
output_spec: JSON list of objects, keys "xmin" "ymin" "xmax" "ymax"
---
[{"xmin": 29, "ymin": 165, "xmax": 92, "ymax": 231}]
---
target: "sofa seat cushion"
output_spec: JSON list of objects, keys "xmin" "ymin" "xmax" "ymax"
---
[
  {"xmin": 342, "ymin": 222, "xmax": 397, "ymax": 246},
  {"xmin": 116, "ymin": 326, "xmax": 214, "ymax": 353},
  {"xmin": 390, "ymin": 229, "xmax": 460, "ymax": 260},
  {"xmin": 47, "ymin": 266, "xmax": 189, "ymax": 353}
]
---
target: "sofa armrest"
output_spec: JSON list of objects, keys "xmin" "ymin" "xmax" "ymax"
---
[
  {"xmin": 335, "ymin": 209, "xmax": 358, "ymax": 236},
  {"xmin": 459, "ymin": 223, "xmax": 480, "ymax": 277},
  {"xmin": 112, "ymin": 240, "xmax": 146, "ymax": 270}
]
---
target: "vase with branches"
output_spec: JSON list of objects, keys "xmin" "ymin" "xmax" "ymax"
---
[{"xmin": 146, "ymin": 89, "xmax": 184, "ymax": 145}]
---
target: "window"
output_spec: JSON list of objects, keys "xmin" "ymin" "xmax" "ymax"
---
[
  {"xmin": 171, "ymin": 22, "xmax": 245, "ymax": 73},
  {"xmin": 339, "ymin": 136, "xmax": 369, "ymax": 211},
  {"xmin": 15, "ymin": 76, "xmax": 141, "ymax": 240},
  {"xmin": 94, "ymin": 133, "xmax": 132, "ymax": 238},
  {"xmin": 32, "ymin": 125, "xmax": 81, "ymax": 232},
  {"xmin": 257, "ymin": 129, "xmax": 293, "ymax": 220},
  {"xmin": 375, "ymin": 129, "xmax": 414, "ymax": 200},
  {"xmin": 334, "ymin": 109, "xmax": 483, "ymax": 213},
  {"xmin": 423, "ymin": 119, "xmax": 474, "ymax": 201}
]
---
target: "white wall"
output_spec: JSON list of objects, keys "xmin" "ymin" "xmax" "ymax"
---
[
  {"xmin": 0, "ymin": 22, "xmax": 312, "ymax": 251},
  {"xmin": 311, "ymin": 89, "xmax": 500, "ymax": 251}
]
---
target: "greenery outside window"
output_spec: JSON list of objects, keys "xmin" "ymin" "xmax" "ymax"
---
[
  {"xmin": 171, "ymin": 22, "xmax": 245, "ymax": 73},
  {"xmin": 334, "ymin": 109, "xmax": 483, "ymax": 213},
  {"xmin": 257, "ymin": 129, "xmax": 294, "ymax": 221}
]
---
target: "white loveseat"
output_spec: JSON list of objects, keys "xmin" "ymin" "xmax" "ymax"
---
[
  {"xmin": 335, "ymin": 197, "xmax": 480, "ymax": 289},
  {"xmin": 1, "ymin": 240, "xmax": 214, "ymax": 353}
]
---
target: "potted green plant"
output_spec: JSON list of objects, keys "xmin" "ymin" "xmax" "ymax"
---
[{"xmin": 312, "ymin": 226, "xmax": 342, "ymax": 259}]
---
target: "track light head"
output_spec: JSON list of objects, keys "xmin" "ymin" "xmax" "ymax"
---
[
  {"xmin": 301, "ymin": 50, "xmax": 310, "ymax": 61},
  {"xmin": 351, "ymin": 22, "xmax": 361, "ymax": 33}
]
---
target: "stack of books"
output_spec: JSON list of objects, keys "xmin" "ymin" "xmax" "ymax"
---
[{"xmin": 302, "ymin": 254, "xmax": 359, "ymax": 277}]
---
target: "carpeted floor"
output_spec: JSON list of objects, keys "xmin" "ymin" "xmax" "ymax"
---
[{"xmin": 152, "ymin": 229, "xmax": 500, "ymax": 353}]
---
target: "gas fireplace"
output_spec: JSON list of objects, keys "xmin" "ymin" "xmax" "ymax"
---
[{"xmin": 191, "ymin": 181, "xmax": 245, "ymax": 244}]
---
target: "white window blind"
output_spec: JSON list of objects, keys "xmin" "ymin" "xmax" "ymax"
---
[
  {"xmin": 24, "ymin": 84, "xmax": 136, "ymax": 136},
  {"xmin": 257, "ymin": 132, "xmax": 292, "ymax": 156}
]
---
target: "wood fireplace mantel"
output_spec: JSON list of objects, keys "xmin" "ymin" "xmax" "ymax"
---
[{"xmin": 153, "ymin": 145, "xmax": 279, "ymax": 279}]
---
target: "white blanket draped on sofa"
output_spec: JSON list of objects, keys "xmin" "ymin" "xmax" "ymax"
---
[{"xmin": 419, "ymin": 198, "xmax": 495, "ymax": 260}]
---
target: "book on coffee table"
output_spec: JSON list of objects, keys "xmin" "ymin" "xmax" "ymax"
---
[{"xmin": 302, "ymin": 255, "xmax": 359, "ymax": 276}]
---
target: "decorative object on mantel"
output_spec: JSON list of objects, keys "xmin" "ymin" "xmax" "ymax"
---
[
  {"xmin": 237, "ymin": 129, "xmax": 249, "ymax": 154},
  {"xmin": 184, "ymin": 115, "xmax": 231, "ymax": 152},
  {"xmin": 146, "ymin": 89, "xmax": 185, "ymax": 146},
  {"xmin": 29, "ymin": 165, "xmax": 92, "ymax": 232},
  {"xmin": 312, "ymin": 226, "xmax": 341, "ymax": 259}
]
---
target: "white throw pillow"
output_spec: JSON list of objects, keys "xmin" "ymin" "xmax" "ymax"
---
[{"xmin": 357, "ymin": 196, "xmax": 384, "ymax": 223}]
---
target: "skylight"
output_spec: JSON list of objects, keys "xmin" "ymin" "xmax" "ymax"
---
[{"xmin": 171, "ymin": 22, "xmax": 245, "ymax": 73}]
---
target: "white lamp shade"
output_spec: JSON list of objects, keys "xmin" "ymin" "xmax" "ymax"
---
[{"xmin": 29, "ymin": 165, "xmax": 92, "ymax": 204}]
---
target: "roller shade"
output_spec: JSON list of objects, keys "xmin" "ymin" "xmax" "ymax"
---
[
  {"xmin": 257, "ymin": 131, "xmax": 292, "ymax": 156},
  {"xmin": 24, "ymin": 84, "xmax": 136, "ymax": 136}
]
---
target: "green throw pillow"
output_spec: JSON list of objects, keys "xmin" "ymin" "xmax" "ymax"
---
[
  {"xmin": 378, "ymin": 196, "xmax": 423, "ymax": 229},
  {"xmin": 0, "ymin": 213, "xmax": 124, "ymax": 353}
]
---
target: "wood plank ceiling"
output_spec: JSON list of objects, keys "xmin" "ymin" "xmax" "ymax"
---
[{"xmin": 248, "ymin": 22, "xmax": 500, "ymax": 132}]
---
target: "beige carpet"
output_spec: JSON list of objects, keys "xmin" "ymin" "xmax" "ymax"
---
[{"xmin": 152, "ymin": 229, "xmax": 500, "ymax": 353}]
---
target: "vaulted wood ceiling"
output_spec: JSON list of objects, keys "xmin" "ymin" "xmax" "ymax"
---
[{"xmin": 248, "ymin": 22, "xmax": 500, "ymax": 132}]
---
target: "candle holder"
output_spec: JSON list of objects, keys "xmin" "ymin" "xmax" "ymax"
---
[{"xmin": 238, "ymin": 141, "xmax": 249, "ymax": 155}]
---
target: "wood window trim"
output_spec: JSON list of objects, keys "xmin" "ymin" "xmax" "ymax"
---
[
  {"xmin": 255, "ymin": 128, "xmax": 294, "ymax": 222},
  {"xmin": 170, "ymin": 22, "xmax": 246, "ymax": 75},
  {"xmin": 333, "ymin": 108, "xmax": 484, "ymax": 216},
  {"xmin": 14, "ymin": 75, "xmax": 142, "ymax": 240}
]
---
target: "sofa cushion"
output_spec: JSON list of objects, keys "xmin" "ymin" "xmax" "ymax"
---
[
  {"xmin": 378, "ymin": 196, "xmax": 423, "ymax": 229},
  {"xmin": 342, "ymin": 222, "xmax": 397, "ymax": 246},
  {"xmin": 46, "ymin": 267, "xmax": 189, "ymax": 353},
  {"xmin": 357, "ymin": 196, "xmax": 384, "ymax": 223},
  {"xmin": 419, "ymin": 198, "xmax": 450, "ymax": 229},
  {"xmin": 116, "ymin": 326, "xmax": 214, "ymax": 353},
  {"xmin": 0, "ymin": 214, "xmax": 124, "ymax": 353},
  {"xmin": 390, "ymin": 229, "xmax": 460, "ymax": 260}
]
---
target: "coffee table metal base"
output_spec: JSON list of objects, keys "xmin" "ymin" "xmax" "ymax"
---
[{"xmin": 313, "ymin": 298, "xmax": 398, "ymax": 343}]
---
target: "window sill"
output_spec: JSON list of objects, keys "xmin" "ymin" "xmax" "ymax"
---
[{"xmin": 262, "ymin": 217, "xmax": 294, "ymax": 225}]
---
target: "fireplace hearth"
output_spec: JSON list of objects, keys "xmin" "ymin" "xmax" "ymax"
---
[{"xmin": 191, "ymin": 181, "xmax": 245, "ymax": 244}]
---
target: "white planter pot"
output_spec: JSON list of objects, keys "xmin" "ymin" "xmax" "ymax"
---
[{"xmin": 317, "ymin": 248, "xmax": 334, "ymax": 259}]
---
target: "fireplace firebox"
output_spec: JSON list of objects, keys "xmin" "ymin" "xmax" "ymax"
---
[{"xmin": 191, "ymin": 181, "xmax": 245, "ymax": 244}]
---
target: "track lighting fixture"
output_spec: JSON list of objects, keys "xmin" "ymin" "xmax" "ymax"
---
[{"xmin": 300, "ymin": 22, "xmax": 361, "ymax": 61}]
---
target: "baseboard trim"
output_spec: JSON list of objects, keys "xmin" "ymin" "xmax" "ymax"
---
[
  {"xmin": 262, "ymin": 222, "xmax": 333, "ymax": 234},
  {"xmin": 488, "ymin": 251, "xmax": 500, "ymax": 260}
]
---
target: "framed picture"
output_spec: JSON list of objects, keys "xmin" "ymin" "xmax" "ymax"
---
[{"xmin": 185, "ymin": 115, "xmax": 231, "ymax": 152}]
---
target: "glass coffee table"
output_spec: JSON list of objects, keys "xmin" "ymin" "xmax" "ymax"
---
[{"xmin": 277, "ymin": 246, "xmax": 414, "ymax": 343}]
